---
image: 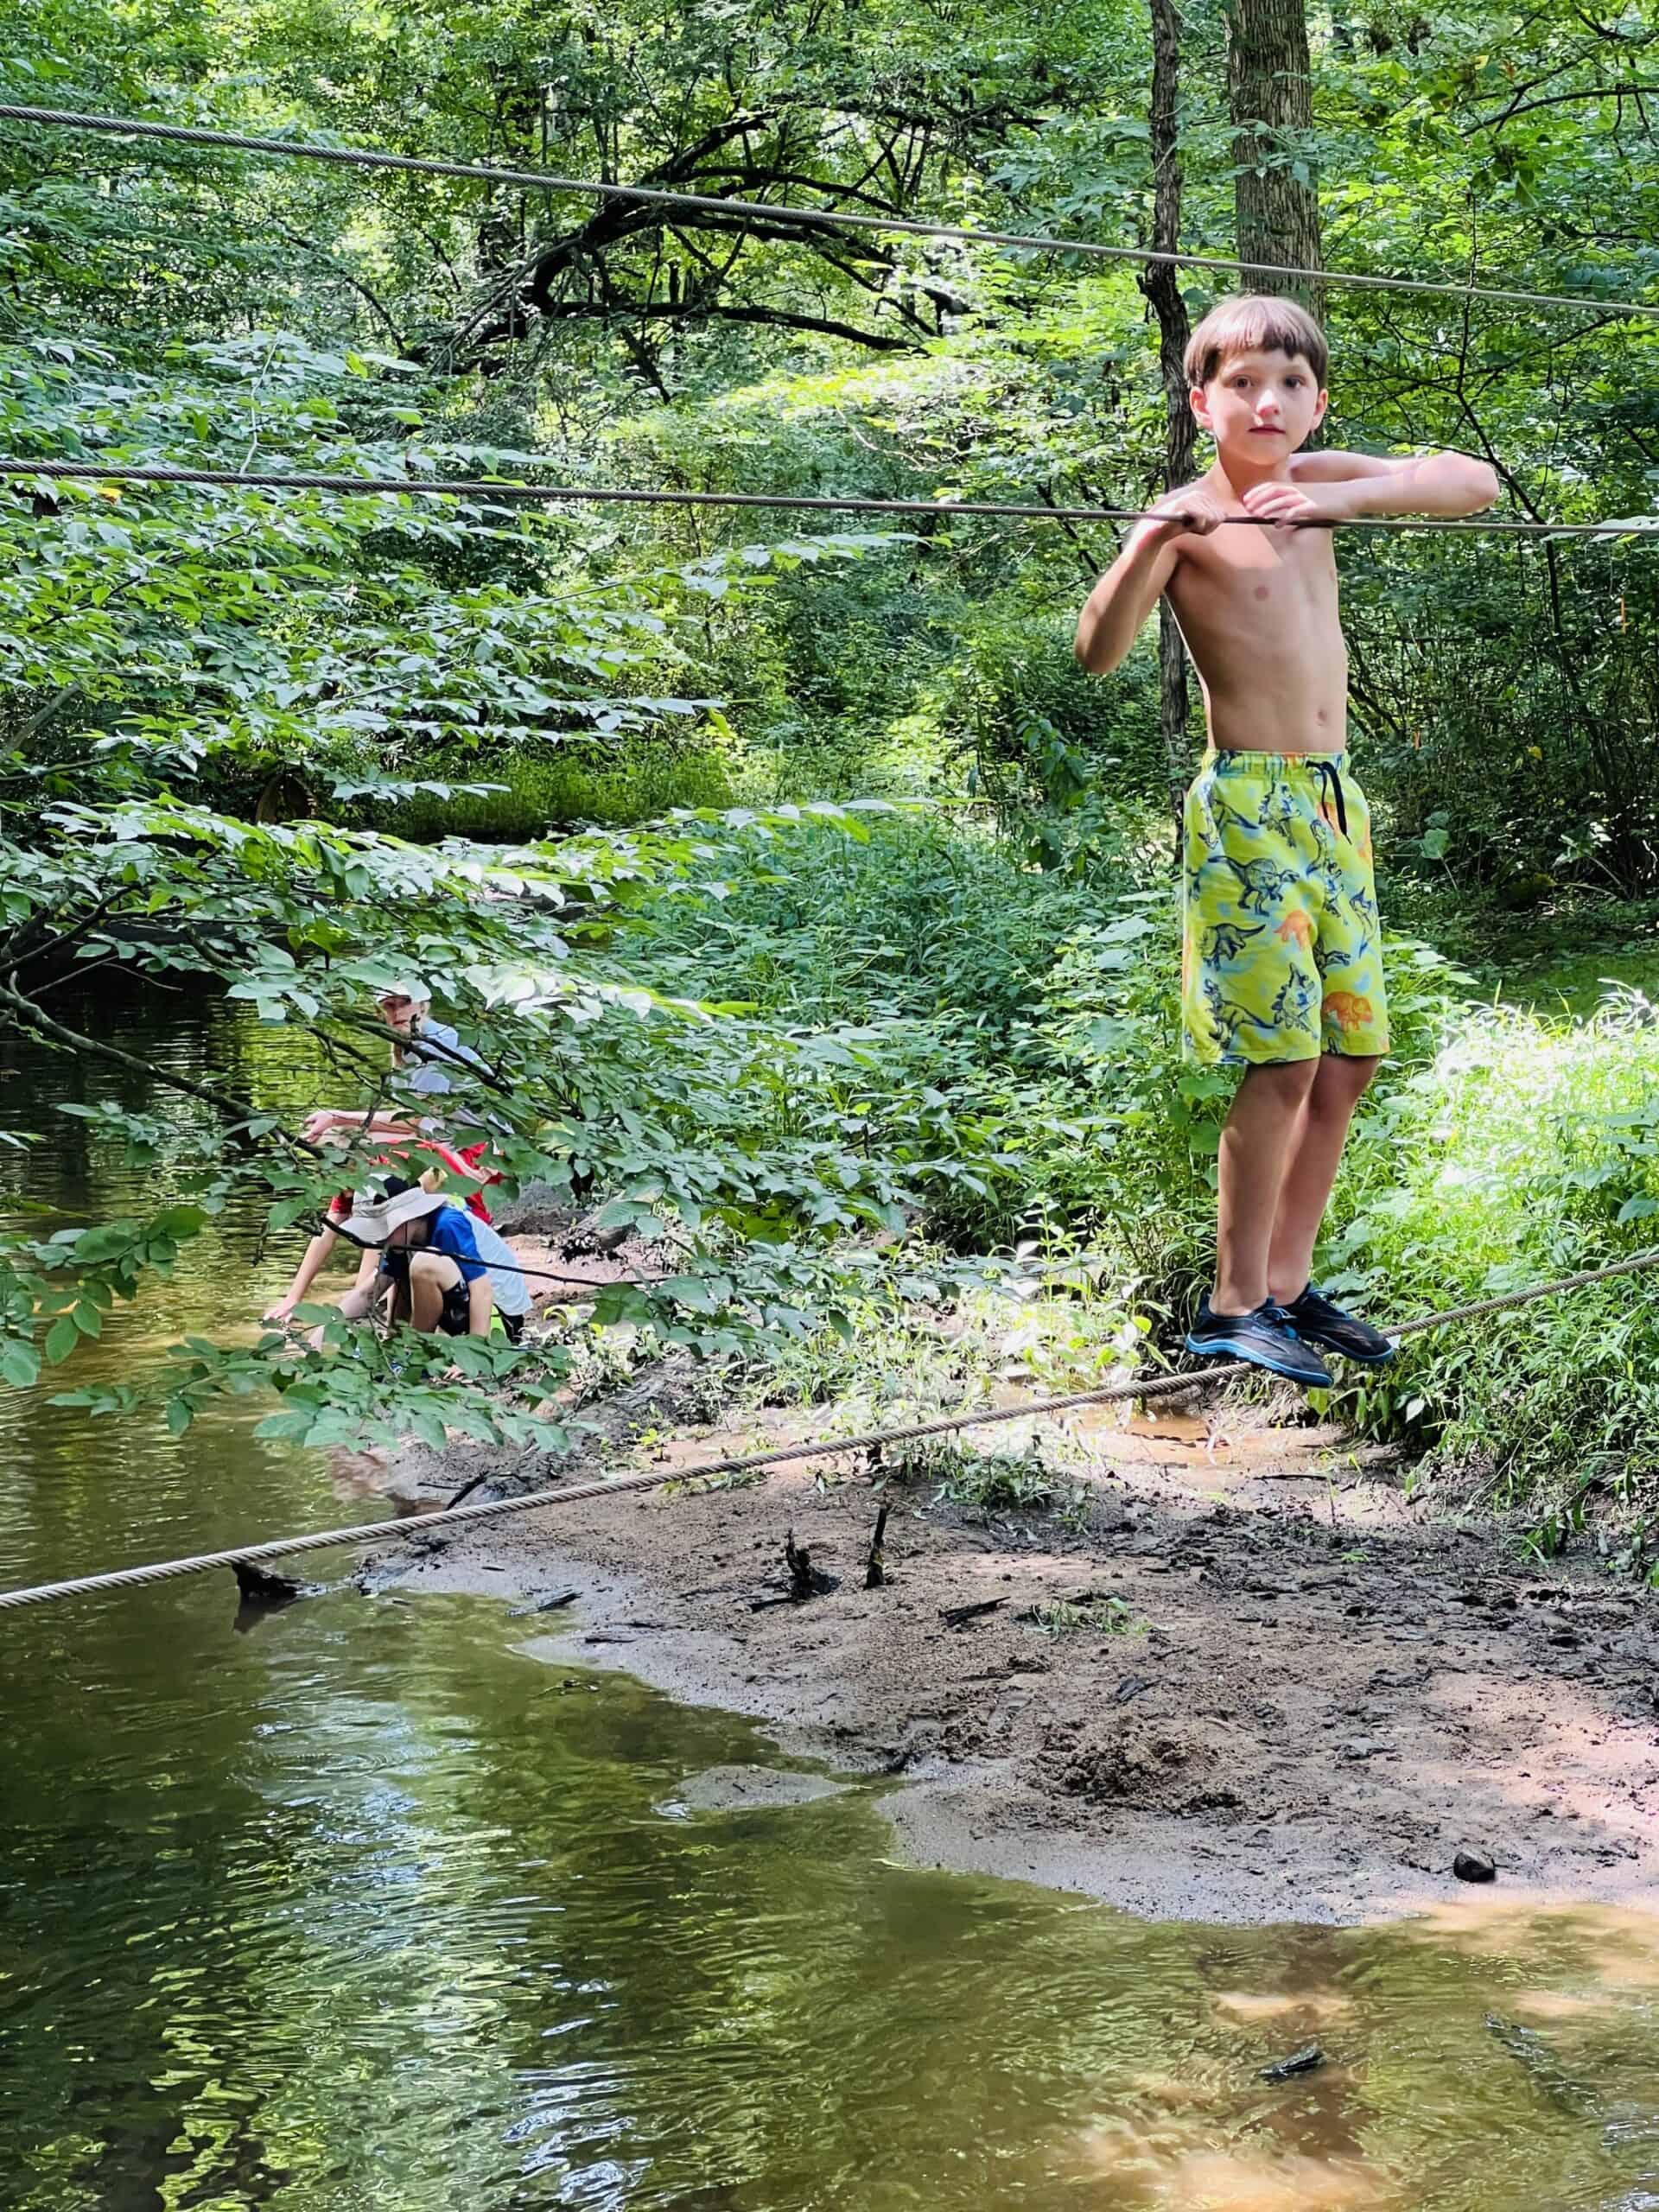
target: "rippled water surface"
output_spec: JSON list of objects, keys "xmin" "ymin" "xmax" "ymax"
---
[{"xmin": 4, "ymin": 1001, "xmax": 1659, "ymax": 2210}]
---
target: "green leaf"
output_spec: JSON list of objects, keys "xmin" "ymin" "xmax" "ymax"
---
[
  {"xmin": 0, "ymin": 1341, "xmax": 41, "ymax": 1389},
  {"xmin": 70, "ymin": 1224, "xmax": 143, "ymax": 1265},
  {"xmin": 152, "ymin": 1205, "xmax": 207, "ymax": 1240},
  {"xmin": 43, "ymin": 1315, "xmax": 79, "ymax": 1366},
  {"xmin": 256, "ymin": 1409, "xmax": 322, "ymax": 1442}
]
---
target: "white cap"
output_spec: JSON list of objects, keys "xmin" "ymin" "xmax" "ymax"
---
[{"xmin": 376, "ymin": 980, "xmax": 430, "ymax": 1006}]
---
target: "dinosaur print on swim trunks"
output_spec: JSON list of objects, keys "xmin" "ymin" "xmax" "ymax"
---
[{"xmin": 1180, "ymin": 748, "xmax": 1390, "ymax": 1067}]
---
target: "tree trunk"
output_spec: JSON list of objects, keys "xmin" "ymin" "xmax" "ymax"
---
[
  {"xmin": 1140, "ymin": 0, "xmax": 1198, "ymax": 825},
  {"xmin": 1225, "ymin": 0, "xmax": 1322, "ymax": 312}
]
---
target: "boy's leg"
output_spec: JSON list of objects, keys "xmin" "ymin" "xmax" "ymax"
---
[
  {"xmin": 406, "ymin": 1250, "xmax": 464, "ymax": 1332},
  {"xmin": 1262, "ymin": 759, "xmax": 1393, "ymax": 1357},
  {"xmin": 1215, "ymin": 1058, "xmax": 1320, "ymax": 1313},
  {"xmin": 1266, "ymin": 1053, "xmax": 1381, "ymax": 1306},
  {"xmin": 1182, "ymin": 754, "xmax": 1336, "ymax": 1383}
]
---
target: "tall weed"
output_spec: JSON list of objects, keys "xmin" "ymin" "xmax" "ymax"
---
[{"xmin": 360, "ymin": 747, "xmax": 736, "ymax": 841}]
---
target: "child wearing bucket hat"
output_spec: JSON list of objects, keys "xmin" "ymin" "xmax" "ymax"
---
[
  {"xmin": 328, "ymin": 1182, "xmax": 495, "ymax": 1340},
  {"xmin": 261, "ymin": 1141, "xmax": 512, "ymax": 1330}
]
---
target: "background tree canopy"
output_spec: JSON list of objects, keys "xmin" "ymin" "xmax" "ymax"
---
[{"xmin": 1, "ymin": 0, "xmax": 1657, "ymax": 1514}]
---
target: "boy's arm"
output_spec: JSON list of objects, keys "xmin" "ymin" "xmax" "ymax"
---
[
  {"xmin": 1249, "ymin": 448, "xmax": 1501, "ymax": 524},
  {"xmin": 467, "ymin": 1274, "xmax": 493, "ymax": 1337},
  {"xmin": 301, "ymin": 1107, "xmax": 424, "ymax": 1145},
  {"xmin": 334, "ymin": 1281, "xmax": 378, "ymax": 1322},
  {"xmin": 1074, "ymin": 486, "xmax": 1230, "ymax": 675}
]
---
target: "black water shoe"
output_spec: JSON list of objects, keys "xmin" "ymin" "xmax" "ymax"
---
[
  {"xmin": 1185, "ymin": 1297, "xmax": 1332, "ymax": 1389},
  {"xmin": 1279, "ymin": 1284, "xmax": 1396, "ymax": 1366}
]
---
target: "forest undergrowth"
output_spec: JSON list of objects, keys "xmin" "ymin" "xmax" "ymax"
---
[{"xmin": 619, "ymin": 813, "xmax": 1659, "ymax": 1569}]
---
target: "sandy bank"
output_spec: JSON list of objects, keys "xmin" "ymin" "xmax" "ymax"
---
[{"xmin": 352, "ymin": 1376, "xmax": 1659, "ymax": 1929}]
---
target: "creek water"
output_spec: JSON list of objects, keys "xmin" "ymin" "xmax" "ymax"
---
[{"xmin": 4, "ymin": 1001, "xmax": 1659, "ymax": 2211}]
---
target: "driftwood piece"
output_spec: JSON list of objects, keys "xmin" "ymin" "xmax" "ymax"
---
[
  {"xmin": 1483, "ymin": 2014, "xmax": 1592, "ymax": 2113},
  {"xmin": 558, "ymin": 1213, "xmax": 632, "ymax": 1259},
  {"xmin": 751, "ymin": 1532, "xmax": 842, "ymax": 1611},
  {"xmin": 232, "ymin": 1560, "xmax": 304, "ymax": 1606},
  {"xmin": 508, "ymin": 1588, "xmax": 581, "ymax": 1618},
  {"xmin": 864, "ymin": 1505, "xmax": 891, "ymax": 1589},
  {"xmin": 939, "ymin": 1597, "xmax": 1006, "ymax": 1630},
  {"xmin": 786, "ymin": 1529, "xmax": 838, "ymax": 1600},
  {"xmin": 1259, "ymin": 2044, "xmax": 1324, "ymax": 2082}
]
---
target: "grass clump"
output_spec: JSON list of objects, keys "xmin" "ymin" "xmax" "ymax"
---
[
  {"xmin": 892, "ymin": 1435, "xmax": 1058, "ymax": 1513},
  {"xmin": 1022, "ymin": 1593, "xmax": 1138, "ymax": 1637},
  {"xmin": 365, "ymin": 746, "xmax": 737, "ymax": 842}
]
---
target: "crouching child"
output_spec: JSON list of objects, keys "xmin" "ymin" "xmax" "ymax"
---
[{"xmin": 336, "ymin": 1183, "xmax": 493, "ymax": 1340}]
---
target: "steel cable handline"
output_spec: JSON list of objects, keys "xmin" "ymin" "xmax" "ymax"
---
[
  {"xmin": 3, "ymin": 1243, "xmax": 1656, "ymax": 1613},
  {"xmin": 5, "ymin": 102, "xmax": 1659, "ymax": 327},
  {"xmin": 6, "ymin": 457, "xmax": 1659, "ymax": 537}
]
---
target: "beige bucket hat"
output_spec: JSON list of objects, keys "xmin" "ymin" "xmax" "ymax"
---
[{"xmin": 338, "ymin": 1184, "xmax": 446, "ymax": 1247}]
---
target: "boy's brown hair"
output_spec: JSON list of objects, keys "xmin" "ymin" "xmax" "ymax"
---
[{"xmin": 1182, "ymin": 295, "xmax": 1329, "ymax": 390}]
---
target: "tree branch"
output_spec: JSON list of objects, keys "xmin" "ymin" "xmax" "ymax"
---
[
  {"xmin": 1466, "ymin": 78, "xmax": 1659, "ymax": 130},
  {"xmin": 493, "ymin": 296, "xmax": 919, "ymax": 353}
]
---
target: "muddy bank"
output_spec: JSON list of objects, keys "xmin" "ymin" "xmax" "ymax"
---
[{"xmin": 367, "ymin": 1390, "xmax": 1659, "ymax": 1928}]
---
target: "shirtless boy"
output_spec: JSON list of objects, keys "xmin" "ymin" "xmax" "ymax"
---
[{"xmin": 1074, "ymin": 295, "xmax": 1499, "ymax": 1385}]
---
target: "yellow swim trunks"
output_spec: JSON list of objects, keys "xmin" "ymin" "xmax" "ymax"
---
[{"xmin": 1181, "ymin": 748, "xmax": 1390, "ymax": 1067}]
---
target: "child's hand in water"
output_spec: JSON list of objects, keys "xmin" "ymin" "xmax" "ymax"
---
[{"xmin": 262, "ymin": 1295, "xmax": 299, "ymax": 1325}]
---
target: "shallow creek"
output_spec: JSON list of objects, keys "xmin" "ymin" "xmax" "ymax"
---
[{"xmin": 3, "ymin": 1002, "xmax": 1659, "ymax": 2211}]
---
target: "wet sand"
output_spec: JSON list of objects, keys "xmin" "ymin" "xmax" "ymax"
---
[{"xmin": 362, "ymin": 1377, "xmax": 1659, "ymax": 1928}]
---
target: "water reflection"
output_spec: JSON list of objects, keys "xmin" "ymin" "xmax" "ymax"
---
[
  {"xmin": 12, "ymin": 1586, "xmax": 1659, "ymax": 2210},
  {"xmin": 4, "ymin": 998, "xmax": 1659, "ymax": 2208}
]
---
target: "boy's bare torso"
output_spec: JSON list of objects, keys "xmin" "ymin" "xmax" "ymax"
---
[{"xmin": 1167, "ymin": 462, "xmax": 1349, "ymax": 755}]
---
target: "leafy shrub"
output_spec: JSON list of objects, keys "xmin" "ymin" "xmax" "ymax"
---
[
  {"xmin": 1319, "ymin": 986, "xmax": 1659, "ymax": 1524},
  {"xmin": 936, "ymin": 602, "xmax": 1168, "ymax": 804}
]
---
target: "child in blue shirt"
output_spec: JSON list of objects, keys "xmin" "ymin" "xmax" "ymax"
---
[{"xmin": 338, "ymin": 1183, "xmax": 493, "ymax": 1338}]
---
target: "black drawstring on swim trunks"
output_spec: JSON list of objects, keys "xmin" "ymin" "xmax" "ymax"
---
[{"xmin": 1313, "ymin": 759, "xmax": 1349, "ymax": 841}]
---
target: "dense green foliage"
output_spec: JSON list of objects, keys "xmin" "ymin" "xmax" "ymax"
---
[{"xmin": 0, "ymin": 0, "xmax": 1656, "ymax": 1542}]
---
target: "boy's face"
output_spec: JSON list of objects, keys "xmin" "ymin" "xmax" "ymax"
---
[{"xmin": 1191, "ymin": 346, "xmax": 1327, "ymax": 461}]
